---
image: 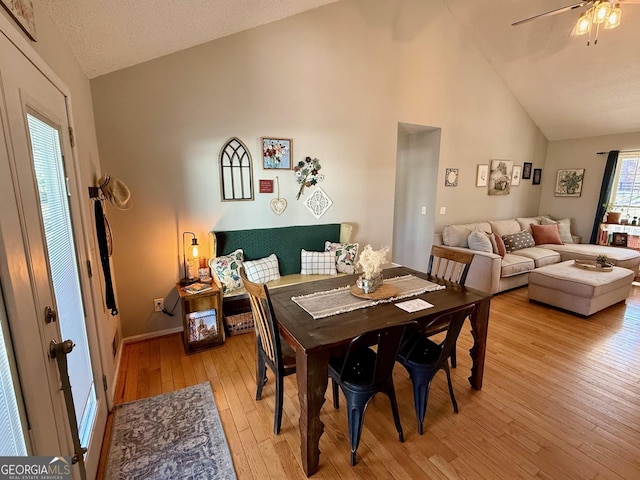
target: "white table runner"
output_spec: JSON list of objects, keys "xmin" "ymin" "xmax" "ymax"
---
[{"xmin": 291, "ymin": 274, "xmax": 445, "ymax": 319}]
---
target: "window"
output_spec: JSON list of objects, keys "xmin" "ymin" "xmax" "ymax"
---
[
  {"xmin": 220, "ymin": 137, "xmax": 253, "ymax": 201},
  {"xmin": 608, "ymin": 151, "xmax": 640, "ymax": 222}
]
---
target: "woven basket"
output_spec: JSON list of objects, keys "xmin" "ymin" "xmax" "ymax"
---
[{"xmin": 225, "ymin": 312, "xmax": 254, "ymax": 336}]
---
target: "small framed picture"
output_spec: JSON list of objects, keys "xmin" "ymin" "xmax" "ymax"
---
[
  {"xmin": 262, "ymin": 137, "xmax": 292, "ymax": 169},
  {"xmin": 476, "ymin": 164, "xmax": 488, "ymax": 187},
  {"xmin": 533, "ymin": 168, "xmax": 542, "ymax": 185},
  {"xmin": 511, "ymin": 166, "xmax": 522, "ymax": 186},
  {"xmin": 612, "ymin": 232, "xmax": 628, "ymax": 247},
  {"xmin": 445, "ymin": 168, "xmax": 459, "ymax": 187},
  {"xmin": 522, "ymin": 162, "xmax": 532, "ymax": 179}
]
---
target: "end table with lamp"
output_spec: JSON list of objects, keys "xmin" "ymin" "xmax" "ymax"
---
[{"xmin": 176, "ymin": 282, "xmax": 224, "ymax": 354}]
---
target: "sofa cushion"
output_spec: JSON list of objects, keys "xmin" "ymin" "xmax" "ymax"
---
[
  {"xmin": 243, "ymin": 254, "xmax": 281, "ymax": 283},
  {"xmin": 210, "ymin": 248, "xmax": 244, "ymax": 294},
  {"xmin": 530, "ymin": 223, "xmax": 563, "ymax": 245},
  {"xmin": 492, "ymin": 233, "xmax": 507, "ymax": 257},
  {"xmin": 301, "ymin": 250, "xmax": 337, "ymax": 275},
  {"xmin": 325, "ymin": 241, "xmax": 359, "ymax": 274},
  {"xmin": 513, "ymin": 246, "xmax": 561, "ymax": 268},
  {"xmin": 540, "ymin": 217, "xmax": 574, "ymax": 244},
  {"xmin": 489, "ymin": 219, "xmax": 521, "ymax": 237},
  {"xmin": 442, "ymin": 222, "xmax": 492, "ymax": 247},
  {"xmin": 541, "ymin": 243, "xmax": 640, "ymax": 273},
  {"xmin": 467, "ymin": 229, "xmax": 493, "ymax": 253},
  {"xmin": 501, "ymin": 254, "xmax": 535, "ymax": 277},
  {"xmin": 502, "ymin": 231, "xmax": 536, "ymax": 252},
  {"xmin": 516, "ymin": 217, "xmax": 542, "ymax": 233}
]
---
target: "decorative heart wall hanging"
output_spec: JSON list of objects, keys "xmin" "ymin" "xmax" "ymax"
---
[{"xmin": 270, "ymin": 176, "xmax": 287, "ymax": 215}]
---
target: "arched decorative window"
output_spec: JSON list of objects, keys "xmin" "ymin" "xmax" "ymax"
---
[{"xmin": 220, "ymin": 137, "xmax": 254, "ymax": 201}]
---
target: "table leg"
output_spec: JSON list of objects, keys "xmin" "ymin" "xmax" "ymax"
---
[
  {"xmin": 468, "ymin": 297, "xmax": 490, "ymax": 389},
  {"xmin": 297, "ymin": 347, "xmax": 329, "ymax": 477}
]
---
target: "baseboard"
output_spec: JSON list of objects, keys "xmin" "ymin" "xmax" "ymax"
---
[{"xmin": 123, "ymin": 326, "xmax": 184, "ymax": 344}]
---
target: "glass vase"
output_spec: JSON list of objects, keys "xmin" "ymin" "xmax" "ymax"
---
[{"xmin": 356, "ymin": 272, "xmax": 383, "ymax": 294}]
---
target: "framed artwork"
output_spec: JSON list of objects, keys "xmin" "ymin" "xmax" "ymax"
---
[
  {"xmin": 488, "ymin": 160, "xmax": 513, "ymax": 195},
  {"xmin": 445, "ymin": 168, "xmax": 459, "ymax": 187},
  {"xmin": 262, "ymin": 137, "xmax": 292, "ymax": 169},
  {"xmin": 555, "ymin": 169, "xmax": 584, "ymax": 197},
  {"xmin": 522, "ymin": 162, "xmax": 532, "ymax": 179},
  {"xmin": 612, "ymin": 232, "xmax": 628, "ymax": 247},
  {"xmin": 533, "ymin": 168, "xmax": 542, "ymax": 185},
  {"xmin": 511, "ymin": 166, "xmax": 522, "ymax": 186},
  {"xmin": 476, "ymin": 164, "xmax": 488, "ymax": 187},
  {"xmin": 259, "ymin": 179, "xmax": 274, "ymax": 193},
  {"xmin": 0, "ymin": 0, "xmax": 36, "ymax": 41}
]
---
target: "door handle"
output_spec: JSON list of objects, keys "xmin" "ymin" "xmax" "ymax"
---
[{"xmin": 44, "ymin": 306, "xmax": 57, "ymax": 324}]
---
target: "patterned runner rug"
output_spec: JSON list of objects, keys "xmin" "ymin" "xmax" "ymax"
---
[
  {"xmin": 292, "ymin": 274, "xmax": 445, "ymax": 319},
  {"xmin": 105, "ymin": 382, "xmax": 236, "ymax": 480}
]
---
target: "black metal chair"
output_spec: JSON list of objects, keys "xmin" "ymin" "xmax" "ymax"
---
[
  {"xmin": 427, "ymin": 245, "xmax": 475, "ymax": 367},
  {"xmin": 397, "ymin": 304, "xmax": 475, "ymax": 435},
  {"xmin": 329, "ymin": 322, "xmax": 413, "ymax": 466},
  {"xmin": 240, "ymin": 267, "xmax": 296, "ymax": 434}
]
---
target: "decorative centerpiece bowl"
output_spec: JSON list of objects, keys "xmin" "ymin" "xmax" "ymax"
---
[{"xmin": 355, "ymin": 245, "xmax": 389, "ymax": 294}]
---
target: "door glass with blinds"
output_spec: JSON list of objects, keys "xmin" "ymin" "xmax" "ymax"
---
[
  {"xmin": 27, "ymin": 113, "xmax": 97, "ymax": 447},
  {"xmin": 0, "ymin": 286, "xmax": 28, "ymax": 456}
]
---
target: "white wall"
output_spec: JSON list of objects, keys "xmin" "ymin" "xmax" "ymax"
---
[
  {"xmin": 90, "ymin": 0, "xmax": 548, "ymax": 338},
  {"xmin": 541, "ymin": 132, "xmax": 640, "ymax": 242},
  {"xmin": 1, "ymin": 1, "xmax": 120, "ymax": 400}
]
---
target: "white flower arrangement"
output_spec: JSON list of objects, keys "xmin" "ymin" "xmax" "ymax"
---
[{"xmin": 357, "ymin": 244, "xmax": 389, "ymax": 280}]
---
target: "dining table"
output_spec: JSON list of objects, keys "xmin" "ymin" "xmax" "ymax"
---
[{"xmin": 268, "ymin": 265, "xmax": 492, "ymax": 477}]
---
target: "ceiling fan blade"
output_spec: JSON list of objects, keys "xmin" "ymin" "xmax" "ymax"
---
[{"xmin": 512, "ymin": 1, "xmax": 589, "ymax": 26}]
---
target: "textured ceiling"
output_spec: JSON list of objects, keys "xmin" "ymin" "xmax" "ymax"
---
[
  {"xmin": 40, "ymin": 0, "xmax": 338, "ymax": 78},
  {"xmin": 41, "ymin": 0, "xmax": 640, "ymax": 141}
]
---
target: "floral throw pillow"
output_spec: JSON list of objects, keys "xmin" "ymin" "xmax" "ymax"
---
[
  {"xmin": 501, "ymin": 231, "xmax": 535, "ymax": 253},
  {"xmin": 325, "ymin": 241, "xmax": 360, "ymax": 274},
  {"xmin": 209, "ymin": 249, "xmax": 244, "ymax": 294}
]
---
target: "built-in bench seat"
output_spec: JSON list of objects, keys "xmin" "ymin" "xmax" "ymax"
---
[{"xmin": 210, "ymin": 222, "xmax": 353, "ymax": 318}]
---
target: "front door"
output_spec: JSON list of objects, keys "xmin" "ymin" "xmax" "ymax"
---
[{"xmin": 0, "ymin": 31, "xmax": 107, "ymax": 478}]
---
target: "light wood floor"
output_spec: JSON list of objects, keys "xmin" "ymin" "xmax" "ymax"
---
[{"xmin": 98, "ymin": 286, "xmax": 640, "ymax": 479}]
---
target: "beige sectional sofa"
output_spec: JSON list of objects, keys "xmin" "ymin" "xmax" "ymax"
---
[{"xmin": 434, "ymin": 216, "xmax": 640, "ymax": 294}]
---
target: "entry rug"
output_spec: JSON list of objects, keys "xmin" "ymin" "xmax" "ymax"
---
[
  {"xmin": 105, "ymin": 382, "xmax": 236, "ymax": 480},
  {"xmin": 292, "ymin": 274, "xmax": 445, "ymax": 319}
]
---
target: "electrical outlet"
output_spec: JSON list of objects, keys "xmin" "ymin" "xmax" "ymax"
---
[{"xmin": 153, "ymin": 298, "xmax": 164, "ymax": 312}]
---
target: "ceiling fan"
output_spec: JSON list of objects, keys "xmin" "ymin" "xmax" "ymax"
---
[{"xmin": 512, "ymin": 0, "xmax": 640, "ymax": 44}]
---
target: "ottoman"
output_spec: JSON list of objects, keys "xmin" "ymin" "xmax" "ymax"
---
[{"xmin": 528, "ymin": 260, "xmax": 634, "ymax": 316}]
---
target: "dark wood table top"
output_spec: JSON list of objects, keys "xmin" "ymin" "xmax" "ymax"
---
[{"xmin": 269, "ymin": 266, "xmax": 492, "ymax": 353}]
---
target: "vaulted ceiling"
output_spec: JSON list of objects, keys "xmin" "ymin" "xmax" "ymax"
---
[{"xmin": 41, "ymin": 0, "xmax": 640, "ymax": 141}]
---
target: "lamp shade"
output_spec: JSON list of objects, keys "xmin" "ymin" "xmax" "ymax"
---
[
  {"xmin": 605, "ymin": 5, "xmax": 622, "ymax": 29},
  {"xmin": 574, "ymin": 10, "xmax": 592, "ymax": 35}
]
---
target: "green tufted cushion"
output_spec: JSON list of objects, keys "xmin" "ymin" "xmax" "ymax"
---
[{"xmin": 214, "ymin": 224, "xmax": 341, "ymax": 276}]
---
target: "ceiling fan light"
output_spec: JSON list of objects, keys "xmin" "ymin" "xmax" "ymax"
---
[
  {"xmin": 574, "ymin": 11, "xmax": 592, "ymax": 35},
  {"xmin": 604, "ymin": 5, "xmax": 622, "ymax": 29},
  {"xmin": 592, "ymin": 1, "xmax": 612, "ymax": 24}
]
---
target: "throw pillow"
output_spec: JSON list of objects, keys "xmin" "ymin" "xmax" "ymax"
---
[
  {"xmin": 325, "ymin": 241, "xmax": 359, "ymax": 274},
  {"xmin": 530, "ymin": 223, "xmax": 563, "ymax": 245},
  {"xmin": 501, "ymin": 231, "xmax": 535, "ymax": 253},
  {"xmin": 301, "ymin": 249, "xmax": 337, "ymax": 275},
  {"xmin": 467, "ymin": 229, "xmax": 493, "ymax": 253},
  {"xmin": 541, "ymin": 217, "xmax": 574, "ymax": 243},
  {"xmin": 243, "ymin": 254, "xmax": 281, "ymax": 283},
  {"xmin": 209, "ymin": 248, "xmax": 244, "ymax": 294},
  {"xmin": 442, "ymin": 224, "xmax": 472, "ymax": 248},
  {"xmin": 492, "ymin": 233, "xmax": 507, "ymax": 257}
]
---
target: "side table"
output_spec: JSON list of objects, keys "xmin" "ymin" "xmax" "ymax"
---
[{"xmin": 175, "ymin": 283, "xmax": 224, "ymax": 354}]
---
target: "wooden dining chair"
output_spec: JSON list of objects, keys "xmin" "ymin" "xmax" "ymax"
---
[
  {"xmin": 329, "ymin": 322, "xmax": 414, "ymax": 466},
  {"xmin": 397, "ymin": 304, "xmax": 475, "ymax": 435},
  {"xmin": 426, "ymin": 245, "xmax": 475, "ymax": 367},
  {"xmin": 239, "ymin": 267, "xmax": 296, "ymax": 434},
  {"xmin": 428, "ymin": 244, "xmax": 475, "ymax": 286}
]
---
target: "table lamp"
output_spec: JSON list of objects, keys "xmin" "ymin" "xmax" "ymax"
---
[{"xmin": 180, "ymin": 231, "xmax": 199, "ymax": 286}]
